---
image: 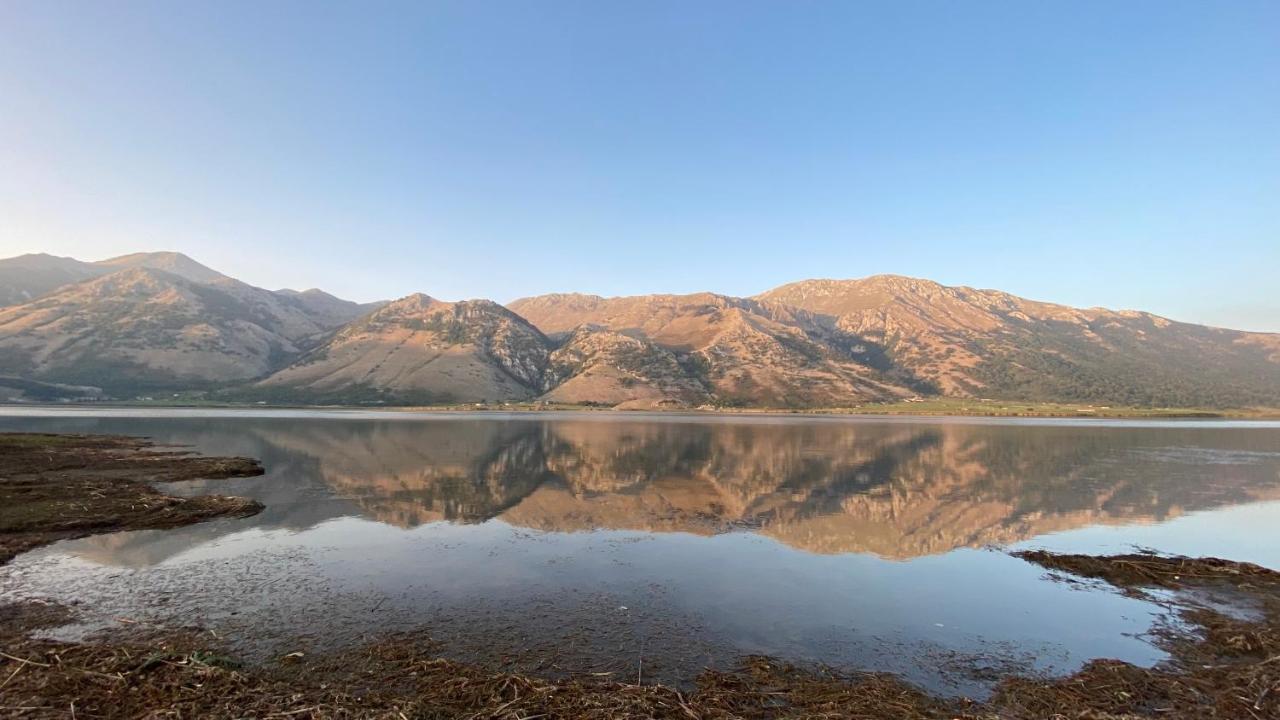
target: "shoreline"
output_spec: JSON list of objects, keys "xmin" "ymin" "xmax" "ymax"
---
[
  {"xmin": 4, "ymin": 552, "xmax": 1276, "ymax": 718},
  {"xmin": 3, "ymin": 399, "xmax": 1280, "ymax": 421}
]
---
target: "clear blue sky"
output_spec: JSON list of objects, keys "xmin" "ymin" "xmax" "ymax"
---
[{"xmin": 1, "ymin": 1, "xmax": 1277, "ymax": 330}]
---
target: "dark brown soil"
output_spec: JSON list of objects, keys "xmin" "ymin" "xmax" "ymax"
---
[
  {"xmin": 1012, "ymin": 549, "xmax": 1280, "ymax": 591},
  {"xmin": 0, "ymin": 432, "xmax": 265, "ymax": 564}
]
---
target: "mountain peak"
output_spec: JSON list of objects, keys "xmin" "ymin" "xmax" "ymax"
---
[
  {"xmin": 511, "ymin": 292, "xmax": 604, "ymax": 304},
  {"xmin": 381, "ymin": 292, "xmax": 439, "ymax": 312},
  {"xmin": 2, "ymin": 252, "xmax": 79, "ymax": 267},
  {"xmin": 757, "ymin": 275, "xmax": 951, "ymax": 309},
  {"xmin": 852, "ymin": 274, "xmax": 947, "ymax": 291},
  {"xmin": 95, "ymin": 251, "xmax": 227, "ymax": 284},
  {"xmin": 278, "ymin": 287, "xmax": 337, "ymax": 299}
]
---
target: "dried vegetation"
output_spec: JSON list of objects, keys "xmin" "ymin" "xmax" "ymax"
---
[{"xmin": 0, "ymin": 433, "xmax": 264, "ymax": 564}]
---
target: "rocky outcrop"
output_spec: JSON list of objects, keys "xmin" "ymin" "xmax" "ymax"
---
[
  {"xmin": 258, "ymin": 294, "xmax": 552, "ymax": 403},
  {"xmin": 757, "ymin": 275, "xmax": 1280, "ymax": 406},
  {"xmin": 541, "ymin": 326, "xmax": 710, "ymax": 408},
  {"xmin": 511, "ymin": 292, "xmax": 919, "ymax": 406}
]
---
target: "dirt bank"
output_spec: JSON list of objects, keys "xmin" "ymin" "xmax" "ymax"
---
[{"xmin": 0, "ymin": 432, "xmax": 264, "ymax": 564}]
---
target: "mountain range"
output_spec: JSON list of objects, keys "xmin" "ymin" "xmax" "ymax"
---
[{"xmin": 0, "ymin": 251, "xmax": 1277, "ymax": 408}]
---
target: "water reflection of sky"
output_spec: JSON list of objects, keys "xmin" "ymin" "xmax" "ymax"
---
[{"xmin": 2, "ymin": 409, "xmax": 1278, "ymax": 693}]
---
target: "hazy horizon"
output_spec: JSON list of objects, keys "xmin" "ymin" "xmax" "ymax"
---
[{"xmin": 2, "ymin": 1, "xmax": 1277, "ymax": 331}]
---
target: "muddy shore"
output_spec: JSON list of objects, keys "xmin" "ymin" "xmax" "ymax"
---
[
  {"xmin": 3, "ymin": 551, "xmax": 1277, "ymax": 718},
  {"xmin": 0, "ymin": 433, "xmax": 264, "ymax": 565},
  {"xmin": 1, "ymin": 433, "xmax": 1277, "ymax": 718}
]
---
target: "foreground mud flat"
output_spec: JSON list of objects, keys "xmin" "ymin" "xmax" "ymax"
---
[
  {"xmin": 3, "ymin": 551, "xmax": 1278, "ymax": 718},
  {"xmin": 0, "ymin": 433, "xmax": 264, "ymax": 564},
  {"xmin": 1, "ymin": 434, "xmax": 1277, "ymax": 718}
]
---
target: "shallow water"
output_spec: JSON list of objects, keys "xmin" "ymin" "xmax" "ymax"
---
[{"xmin": 2, "ymin": 408, "xmax": 1279, "ymax": 695}]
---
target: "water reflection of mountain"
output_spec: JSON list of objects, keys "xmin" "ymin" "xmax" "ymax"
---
[
  {"xmin": 65, "ymin": 418, "xmax": 1280, "ymax": 564},
  {"xmin": 251, "ymin": 420, "xmax": 1280, "ymax": 558}
]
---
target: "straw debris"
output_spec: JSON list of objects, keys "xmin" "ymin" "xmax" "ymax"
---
[{"xmin": 0, "ymin": 432, "xmax": 265, "ymax": 564}]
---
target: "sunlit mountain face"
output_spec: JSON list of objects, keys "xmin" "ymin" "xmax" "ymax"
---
[{"xmin": 3, "ymin": 253, "xmax": 1278, "ymax": 408}]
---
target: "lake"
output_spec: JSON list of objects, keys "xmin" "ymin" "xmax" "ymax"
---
[{"xmin": 2, "ymin": 408, "xmax": 1279, "ymax": 695}]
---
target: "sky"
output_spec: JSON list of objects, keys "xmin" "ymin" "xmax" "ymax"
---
[{"xmin": 0, "ymin": 1, "xmax": 1277, "ymax": 331}]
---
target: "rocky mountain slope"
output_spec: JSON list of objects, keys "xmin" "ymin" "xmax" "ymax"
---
[
  {"xmin": 0, "ymin": 250, "xmax": 1276, "ymax": 407},
  {"xmin": 757, "ymin": 276, "xmax": 1280, "ymax": 407},
  {"xmin": 0, "ymin": 268, "xmax": 312, "ymax": 392},
  {"xmin": 0, "ymin": 251, "xmax": 232, "ymax": 306},
  {"xmin": 0, "ymin": 253, "xmax": 378, "ymax": 395},
  {"xmin": 508, "ymin": 292, "xmax": 916, "ymax": 406},
  {"xmin": 0, "ymin": 254, "xmax": 109, "ymax": 307},
  {"xmin": 0, "ymin": 252, "xmax": 376, "ymax": 333},
  {"xmin": 257, "ymin": 294, "xmax": 552, "ymax": 404},
  {"xmin": 94, "ymin": 251, "xmax": 233, "ymax": 284},
  {"xmin": 275, "ymin": 288, "xmax": 384, "ymax": 327},
  {"xmin": 541, "ymin": 325, "xmax": 710, "ymax": 408}
]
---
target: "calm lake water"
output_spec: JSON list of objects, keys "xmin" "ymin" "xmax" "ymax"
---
[{"xmin": 3, "ymin": 409, "xmax": 1280, "ymax": 694}]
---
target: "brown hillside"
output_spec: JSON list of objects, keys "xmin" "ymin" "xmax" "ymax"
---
[{"xmin": 259, "ymin": 294, "xmax": 551, "ymax": 403}]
